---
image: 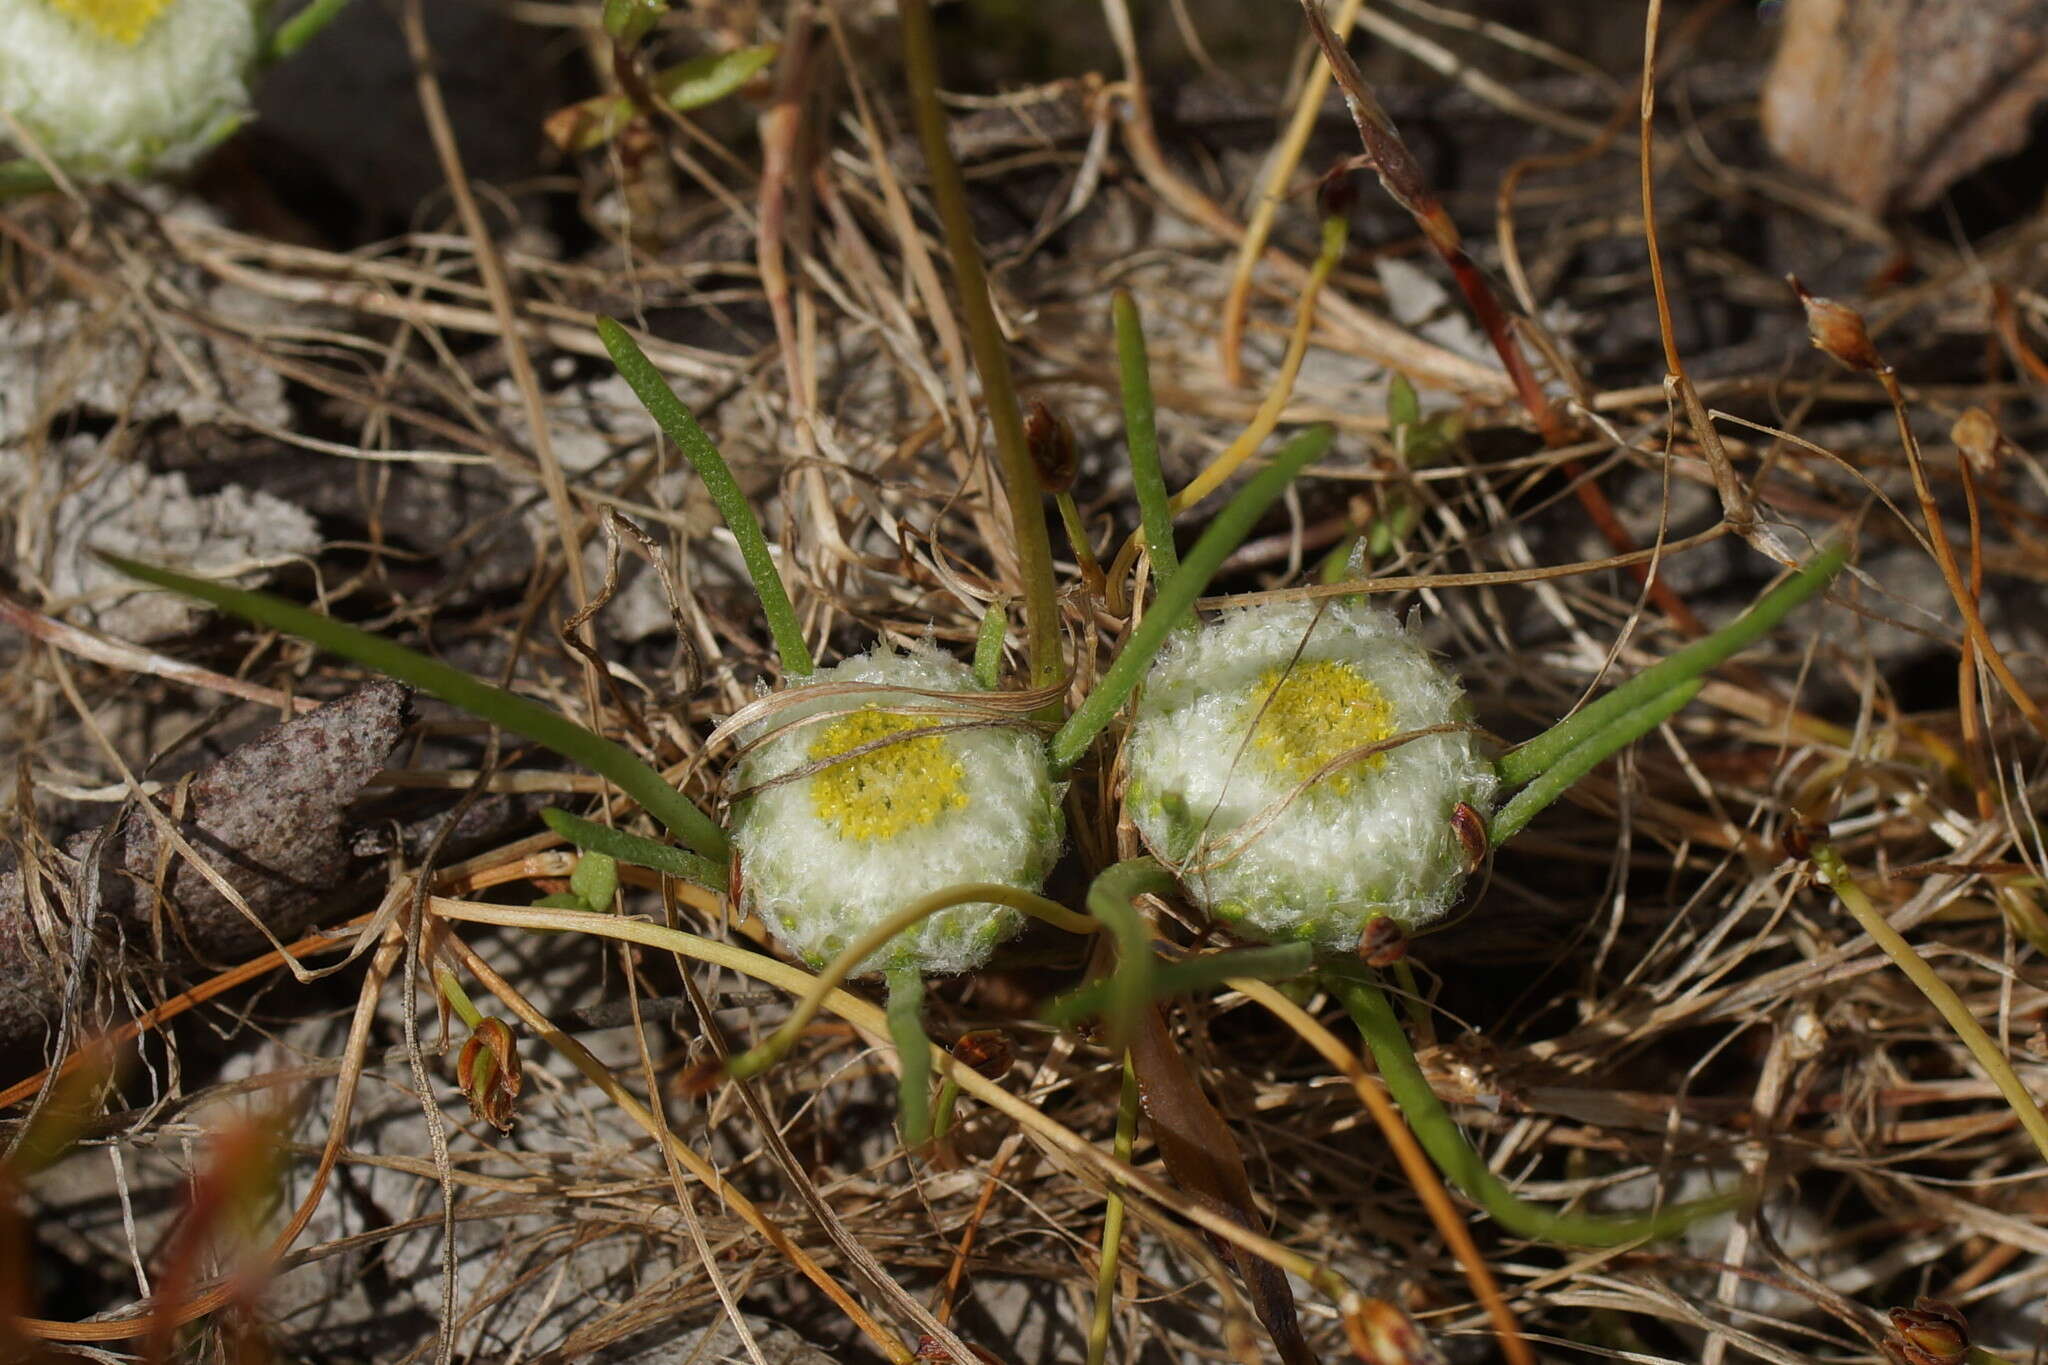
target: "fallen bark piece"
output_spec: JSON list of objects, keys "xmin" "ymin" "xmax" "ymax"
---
[
  {"xmin": 1764, "ymin": 0, "xmax": 2048, "ymax": 213},
  {"xmin": 0, "ymin": 682, "xmax": 411, "ymax": 1053}
]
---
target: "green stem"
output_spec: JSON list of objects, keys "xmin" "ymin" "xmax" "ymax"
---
[
  {"xmin": 973, "ymin": 598, "xmax": 1008, "ymax": 691},
  {"xmin": 1332, "ymin": 971, "xmax": 1739, "ymax": 1246},
  {"xmin": 1489, "ymin": 677, "xmax": 1701, "ymax": 846},
  {"xmin": 886, "ymin": 967, "xmax": 934, "ymax": 1146},
  {"xmin": 725, "ymin": 881, "xmax": 1095, "ymax": 1081},
  {"xmin": 0, "ymin": 159, "xmax": 55, "ymax": 200},
  {"xmin": 1812, "ymin": 844, "xmax": 2048, "ymax": 1162},
  {"xmin": 1043, "ymin": 942, "xmax": 1315, "ymax": 1028},
  {"xmin": 932, "ymin": 1076, "xmax": 963, "ymax": 1139},
  {"xmin": 1086, "ymin": 1053, "xmax": 1141, "ymax": 1365},
  {"xmin": 597, "ymin": 317, "xmax": 813, "ymax": 677},
  {"xmin": 899, "ymin": 0, "xmax": 1062, "ymax": 704},
  {"xmin": 102, "ymin": 554, "xmax": 730, "ymax": 862},
  {"xmin": 434, "ymin": 966, "xmax": 485, "ymax": 1030},
  {"xmin": 1498, "ymin": 542, "xmax": 1846, "ymax": 789},
  {"xmin": 1114, "ymin": 290, "xmax": 1177, "ymax": 591},
  {"xmin": 1085, "ymin": 859, "xmax": 1178, "ymax": 1053},
  {"xmin": 540, "ymin": 808, "xmax": 724, "ymax": 888},
  {"xmin": 268, "ymin": 0, "xmax": 351, "ymax": 61},
  {"xmin": 1050, "ymin": 424, "xmax": 1333, "ymax": 772}
]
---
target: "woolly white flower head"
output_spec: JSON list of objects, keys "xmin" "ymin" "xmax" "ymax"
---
[
  {"xmin": 0, "ymin": 0, "xmax": 259, "ymax": 177},
  {"xmin": 1124, "ymin": 600, "xmax": 1495, "ymax": 953},
  {"xmin": 730, "ymin": 646, "xmax": 1064, "ymax": 977}
]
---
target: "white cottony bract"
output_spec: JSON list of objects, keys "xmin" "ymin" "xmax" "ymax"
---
[
  {"xmin": 0, "ymin": 0, "xmax": 260, "ymax": 178},
  {"xmin": 730, "ymin": 646, "xmax": 1063, "ymax": 978},
  {"xmin": 1124, "ymin": 600, "xmax": 1496, "ymax": 953}
]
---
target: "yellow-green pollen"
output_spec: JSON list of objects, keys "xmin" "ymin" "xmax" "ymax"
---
[
  {"xmin": 1244, "ymin": 659, "xmax": 1396, "ymax": 793},
  {"xmin": 807, "ymin": 707, "xmax": 966, "ymax": 842},
  {"xmin": 48, "ymin": 0, "xmax": 172, "ymax": 45}
]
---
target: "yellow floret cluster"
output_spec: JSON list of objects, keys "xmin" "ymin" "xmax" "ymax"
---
[
  {"xmin": 1245, "ymin": 658, "xmax": 1397, "ymax": 793},
  {"xmin": 807, "ymin": 708, "xmax": 968, "ymax": 842}
]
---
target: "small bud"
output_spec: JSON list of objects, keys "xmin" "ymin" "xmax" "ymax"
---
[
  {"xmin": 1449, "ymin": 801, "xmax": 1488, "ymax": 875},
  {"xmin": 455, "ymin": 1018, "xmax": 524, "ymax": 1132},
  {"xmin": 1343, "ymin": 1298, "xmax": 1430, "ymax": 1364},
  {"xmin": 951, "ymin": 1030, "xmax": 1014, "ymax": 1081},
  {"xmin": 1024, "ymin": 400, "xmax": 1078, "ymax": 494},
  {"xmin": 1780, "ymin": 817, "xmax": 1826, "ymax": 863},
  {"xmin": 674, "ymin": 1057, "xmax": 726, "ymax": 1099},
  {"xmin": 1318, "ymin": 162, "xmax": 1360, "ymax": 222},
  {"xmin": 1884, "ymin": 1298, "xmax": 1968, "ymax": 1365},
  {"xmin": 1790, "ymin": 276, "xmax": 1885, "ymax": 373},
  {"xmin": 1357, "ymin": 915, "xmax": 1408, "ymax": 968},
  {"xmin": 1952, "ymin": 407, "xmax": 2003, "ymax": 474}
]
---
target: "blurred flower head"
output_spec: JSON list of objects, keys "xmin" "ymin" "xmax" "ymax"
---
[{"xmin": 0, "ymin": 0, "xmax": 260, "ymax": 177}]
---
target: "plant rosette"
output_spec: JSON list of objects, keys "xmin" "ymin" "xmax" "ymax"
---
[
  {"xmin": 729, "ymin": 645, "xmax": 1064, "ymax": 977},
  {"xmin": 1, "ymin": 0, "xmax": 260, "ymax": 177},
  {"xmin": 1124, "ymin": 599, "xmax": 1496, "ymax": 953}
]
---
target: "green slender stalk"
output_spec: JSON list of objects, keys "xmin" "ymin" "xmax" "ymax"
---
[
  {"xmin": 886, "ymin": 967, "xmax": 934, "ymax": 1145},
  {"xmin": 1499, "ymin": 542, "xmax": 1846, "ymax": 789},
  {"xmin": 597, "ymin": 317, "xmax": 813, "ymax": 676},
  {"xmin": 899, "ymin": 0, "xmax": 1062, "ymax": 703},
  {"xmin": 268, "ymin": 0, "xmax": 352, "ymax": 61},
  {"xmin": 433, "ymin": 966, "xmax": 485, "ymax": 1029},
  {"xmin": 0, "ymin": 159, "xmax": 54, "ymax": 200},
  {"xmin": 1813, "ymin": 844, "xmax": 2048, "ymax": 1162},
  {"xmin": 974, "ymin": 598, "xmax": 1008, "ymax": 691},
  {"xmin": 1332, "ymin": 971, "xmax": 1739, "ymax": 1245},
  {"xmin": 1043, "ymin": 943, "xmax": 1314, "ymax": 1028},
  {"xmin": 1489, "ymin": 678, "xmax": 1702, "ymax": 846},
  {"xmin": 1114, "ymin": 290, "xmax": 1177, "ymax": 591},
  {"xmin": 931, "ymin": 1075, "xmax": 964, "ymax": 1139},
  {"xmin": 1086, "ymin": 1053, "xmax": 1141, "ymax": 1365},
  {"xmin": 1050, "ymin": 424, "xmax": 1333, "ymax": 772},
  {"xmin": 1083, "ymin": 859, "xmax": 1177, "ymax": 1053},
  {"xmin": 103, "ymin": 554, "xmax": 731, "ymax": 862},
  {"xmin": 725, "ymin": 881, "xmax": 1095, "ymax": 1081},
  {"xmin": 540, "ymin": 808, "xmax": 724, "ymax": 887}
]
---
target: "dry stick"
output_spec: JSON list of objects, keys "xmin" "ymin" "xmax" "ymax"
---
[
  {"xmin": 16, "ymin": 926, "xmax": 406, "ymax": 1343},
  {"xmin": 0, "ymin": 852, "xmax": 575, "ymax": 1112},
  {"xmin": 1217, "ymin": 0, "xmax": 1365, "ymax": 388},
  {"xmin": 1637, "ymin": 0, "xmax": 1756, "ymax": 539},
  {"xmin": 399, "ymin": 0, "xmax": 598, "ymax": 669},
  {"xmin": 899, "ymin": 0, "xmax": 1062, "ymax": 706},
  {"xmin": 441, "ymin": 933, "xmax": 916, "ymax": 1365},
  {"xmin": 1293, "ymin": 0, "xmax": 1710, "ymax": 638},
  {"xmin": 1230, "ymin": 976, "xmax": 1534, "ymax": 1365},
  {"xmin": 1809, "ymin": 845, "xmax": 2048, "ymax": 1163},
  {"xmin": 1095, "ymin": 0, "xmax": 1509, "ymax": 401},
  {"xmin": 0, "ymin": 593, "xmax": 314, "ymax": 715},
  {"xmin": 428, "ymin": 900, "xmax": 1365, "ymax": 1308},
  {"xmin": 1880, "ymin": 363, "xmax": 2048, "ymax": 741},
  {"xmin": 1796, "ymin": 282, "xmax": 2048, "ymax": 741}
]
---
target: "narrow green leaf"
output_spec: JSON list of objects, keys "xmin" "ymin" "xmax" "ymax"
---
[
  {"xmin": 1051, "ymin": 424, "xmax": 1333, "ymax": 772},
  {"xmin": 540, "ymin": 808, "xmax": 724, "ymax": 887},
  {"xmin": 597, "ymin": 317, "xmax": 813, "ymax": 677},
  {"xmin": 100, "ymin": 554, "xmax": 730, "ymax": 862},
  {"xmin": 1333, "ymin": 969, "xmax": 1742, "ymax": 1245},
  {"xmin": 1499, "ymin": 542, "xmax": 1847, "ymax": 789},
  {"xmin": 1114, "ymin": 290, "xmax": 1177, "ymax": 591},
  {"xmin": 1490, "ymin": 677, "xmax": 1701, "ymax": 846}
]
